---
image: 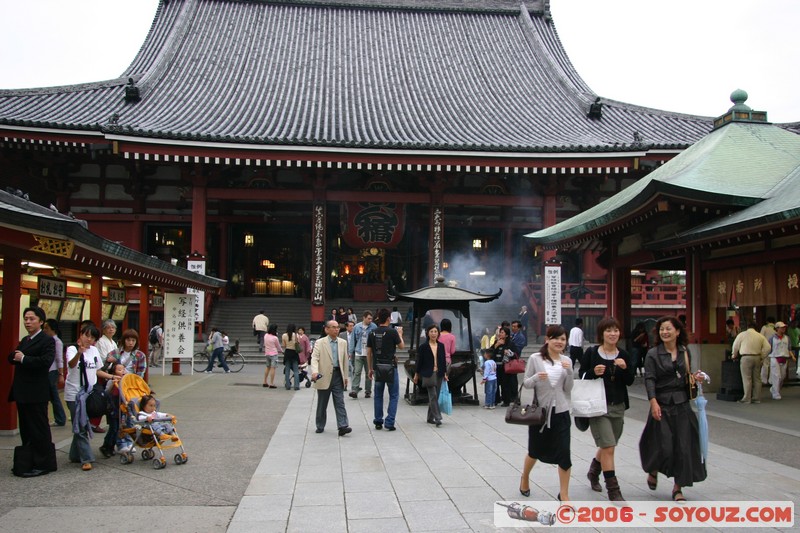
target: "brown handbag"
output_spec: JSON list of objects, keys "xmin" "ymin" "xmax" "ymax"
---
[
  {"xmin": 684, "ymin": 350, "xmax": 698, "ymax": 400},
  {"xmin": 505, "ymin": 383, "xmax": 546, "ymax": 426}
]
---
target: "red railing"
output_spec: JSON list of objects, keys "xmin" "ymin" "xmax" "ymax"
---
[{"xmin": 523, "ymin": 282, "xmax": 686, "ymax": 307}]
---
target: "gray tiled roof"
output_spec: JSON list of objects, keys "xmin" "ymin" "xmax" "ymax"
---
[{"xmin": 0, "ymin": 0, "xmax": 718, "ymax": 152}]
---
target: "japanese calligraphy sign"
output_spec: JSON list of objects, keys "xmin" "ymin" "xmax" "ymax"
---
[
  {"xmin": 312, "ymin": 203, "xmax": 325, "ymax": 306},
  {"xmin": 544, "ymin": 264, "xmax": 562, "ymax": 325},
  {"xmin": 38, "ymin": 276, "xmax": 66, "ymax": 299},
  {"xmin": 108, "ymin": 288, "xmax": 126, "ymax": 304},
  {"xmin": 186, "ymin": 260, "xmax": 205, "ymax": 322},
  {"xmin": 341, "ymin": 202, "xmax": 405, "ymax": 249},
  {"xmin": 164, "ymin": 293, "xmax": 196, "ymax": 367},
  {"xmin": 432, "ymin": 207, "xmax": 443, "ymax": 282}
]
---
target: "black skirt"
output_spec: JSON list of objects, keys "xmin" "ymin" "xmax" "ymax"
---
[
  {"xmin": 528, "ymin": 410, "xmax": 572, "ymax": 471},
  {"xmin": 639, "ymin": 401, "xmax": 707, "ymax": 487}
]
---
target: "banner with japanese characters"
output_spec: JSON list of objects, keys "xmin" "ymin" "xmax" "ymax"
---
[
  {"xmin": 164, "ymin": 293, "xmax": 196, "ymax": 366},
  {"xmin": 544, "ymin": 264, "xmax": 562, "ymax": 325},
  {"xmin": 186, "ymin": 260, "xmax": 205, "ymax": 322}
]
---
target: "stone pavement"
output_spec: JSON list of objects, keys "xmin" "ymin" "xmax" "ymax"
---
[{"xmin": 1, "ymin": 365, "xmax": 799, "ymax": 532}]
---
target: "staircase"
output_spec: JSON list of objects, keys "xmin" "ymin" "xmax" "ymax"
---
[{"xmin": 206, "ymin": 297, "xmax": 313, "ymax": 362}]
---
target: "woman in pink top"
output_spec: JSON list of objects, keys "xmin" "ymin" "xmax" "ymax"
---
[
  {"xmin": 262, "ymin": 324, "xmax": 282, "ymax": 388},
  {"xmin": 439, "ymin": 318, "xmax": 457, "ymax": 367}
]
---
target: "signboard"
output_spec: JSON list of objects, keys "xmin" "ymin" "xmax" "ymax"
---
[
  {"xmin": 186, "ymin": 260, "xmax": 205, "ymax": 323},
  {"xmin": 108, "ymin": 288, "xmax": 126, "ymax": 304},
  {"xmin": 152, "ymin": 295, "xmax": 164, "ymax": 308},
  {"xmin": 38, "ymin": 276, "xmax": 66, "ymax": 299},
  {"xmin": 544, "ymin": 264, "xmax": 562, "ymax": 326},
  {"xmin": 341, "ymin": 202, "xmax": 405, "ymax": 248},
  {"xmin": 164, "ymin": 293, "xmax": 196, "ymax": 373}
]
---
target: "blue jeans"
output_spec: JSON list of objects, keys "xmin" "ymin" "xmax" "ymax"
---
[
  {"xmin": 284, "ymin": 350, "xmax": 299, "ymax": 389},
  {"xmin": 373, "ymin": 368, "xmax": 399, "ymax": 428},
  {"xmin": 48, "ymin": 370, "xmax": 67, "ymax": 426},
  {"xmin": 205, "ymin": 347, "xmax": 229, "ymax": 372},
  {"xmin": 484, "ymin": 379, "xmax": 497, "ymax": 407},
  {"xmin": 66, "ymin": 401, "xmax": 94, "ymax": 465}
]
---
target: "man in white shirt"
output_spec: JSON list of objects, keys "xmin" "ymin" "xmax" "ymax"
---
[{"xmin": 568, "ymin": 318, "xmax": 584, "ymax": 369}]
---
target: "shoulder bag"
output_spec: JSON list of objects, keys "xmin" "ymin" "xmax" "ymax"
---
[
  {"xmin": 505, "ymin": 382, "xmax": 546, "ymax": 426},
  {"xmin": 684, "ymin": 350, "xmax": 698, "ymax": 400}
]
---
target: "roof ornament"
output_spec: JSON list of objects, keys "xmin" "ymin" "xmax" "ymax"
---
[
  {"xmin": 124, "ymin": 77, "xmax": 141, "ymax": 103},
  {"xmin": 587, "ymin": 97, "xmax": 603, "ymax": 119},
  {"xmin": 712, "ymin": 89, "xmax": 768, "ymax": 130}
]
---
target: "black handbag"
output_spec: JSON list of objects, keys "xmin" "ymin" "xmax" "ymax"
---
[
  {"xmin": 574, "ymin": 416, "xmax": 590, "ymax": 432},
  {"xmin": 374, "ymin": 362, "xmax": 395, "ymax": 383},
  {"xmin": 80, "ymin": 355, "xmax": 112, "ymax": 418},
  {"xmin": 505, "ymin": 383, "xmax": 546, "ymax": 426}
]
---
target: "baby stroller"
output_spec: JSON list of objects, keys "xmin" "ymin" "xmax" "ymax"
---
[{"xmin": 118, "ymin": 373, "xmax": 188, "ymax": 469}]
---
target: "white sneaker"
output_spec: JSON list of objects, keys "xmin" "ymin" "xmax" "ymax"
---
[
  {"xmin": 118, "ymin": 445, "xmax": 132, "ymax": 454},
  {"xmin": 773, "ymin": 395, "xmax": 782, "ymax": 400}
]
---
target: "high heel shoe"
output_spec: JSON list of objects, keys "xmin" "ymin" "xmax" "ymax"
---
[
  {"xmin": 557, "ymin": 493, "xmax": 561, "ymax": 502},
  {"xmin": 519, "ymin": 477, "xmax": 530, "ymax": 497}
]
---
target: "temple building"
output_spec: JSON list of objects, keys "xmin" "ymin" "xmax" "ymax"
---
[{"xmin": 2, "ymin": 0, "xmax": 795, "ymax": 330}]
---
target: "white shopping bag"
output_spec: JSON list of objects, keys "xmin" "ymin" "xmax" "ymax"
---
[{"xmin": 571, "ymin": 377, "xmax": 607, "ymax": 418}]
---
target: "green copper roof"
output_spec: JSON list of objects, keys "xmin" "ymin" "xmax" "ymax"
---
[{"xmin": 525, "ymin": 121, "xmax": 800, "ymax": 246}]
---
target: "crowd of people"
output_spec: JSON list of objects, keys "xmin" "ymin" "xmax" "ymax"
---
[
  {"xmin": 9, "ymin": 307, "xmax": 164, "ymax": 475},
  {"xmin": 11, "ymin": 301, "xmax": 792, "ymax": 506}
]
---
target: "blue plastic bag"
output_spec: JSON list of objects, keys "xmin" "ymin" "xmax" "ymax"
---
[{"xmin": 438, "ymin": 381, "xmax": 453, "ymax": 415}]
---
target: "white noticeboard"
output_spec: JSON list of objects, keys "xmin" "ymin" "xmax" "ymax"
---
[
  {"xmin": 186, "ymin": 260, "xmax": 205, "ymax": 323},
  {"xmin": 164, "ymin": 293, "xmax": 196, "ymax": 374},
  {"xmin": 544, "ymin": 265, "xmax": 562, "ymax": 326}
]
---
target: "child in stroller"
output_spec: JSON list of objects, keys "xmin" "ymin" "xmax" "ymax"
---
[
  {"xmin": 137, "ymin": 394, "xmax": 177, "ymax": 441},
  {"xmin": 119, "ymin": 373, "xmax": 187, "ymax": 468}
]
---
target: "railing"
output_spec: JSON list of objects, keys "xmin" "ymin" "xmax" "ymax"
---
[{"xmin": 523, "ymin": 282, "xmax": 686, "ymax": 307}]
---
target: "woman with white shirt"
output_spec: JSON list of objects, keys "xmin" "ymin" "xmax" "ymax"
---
[
  {"xmin": 519, "ymin": 324, "xmax": 574, "ymax": 502},
  {"xmin": 64, "ymin": 322, "xmax": 115, "ymax": 471}
]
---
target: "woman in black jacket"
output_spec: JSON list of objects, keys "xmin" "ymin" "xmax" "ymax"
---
[
  {"xmin": 580, "ymin": 317, "xmax": 635, "ymax": 501},
  {"xmin": 491, "ymin": 326, "xmax": 519, "ymax": 406},
  {"xmin": 414, "ymin": 325, "xmax": 448, "ymax": 426}
]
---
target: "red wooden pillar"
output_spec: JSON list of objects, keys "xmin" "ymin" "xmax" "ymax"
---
[
  {"xmin": 0, "ymin": 256, "xmax": 22, "ymax": 431},
  {"xmin": 218, "ymin": 221, "xmax": 228, "ymax": 286},
  {"xmin": 90, "ymin": 274, "xmax": 103, "ymax": 326},
  {"xmin": 140, "ymin": 285, "xmax": 151, "ymax": 381},
  {"xmin": 687, "ymin": 253, "xmax": 701, "ymax": 343},
  {"xmin": 191, "ymin": 173, "xmax": 207, "ymax": 256}
]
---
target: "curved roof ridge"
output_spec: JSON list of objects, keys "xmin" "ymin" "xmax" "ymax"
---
[
  {"xmin": 599, "ymin": 96, "xmax": 713, "ymax": 121},
  {"xmin": 253, "ymin": 0, "xmax": 523, "ymax": 14}
]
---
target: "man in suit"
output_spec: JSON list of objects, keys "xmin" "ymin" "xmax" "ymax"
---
[
  {"xmin": 310, "ymin": 320, "xmax": 352, "ymax": 436},
  {"xmin": 8, "ymin": 306, "xmax": 57, "ymax": 477}
]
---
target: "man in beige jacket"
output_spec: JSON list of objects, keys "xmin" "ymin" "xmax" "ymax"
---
[
  {"xmin": 732, "ymin": 323, "xmax": 771, "ymax": 404},
  {"xmin": 310, "ymin": 321, "xmax": 352, "ymax": 436}
]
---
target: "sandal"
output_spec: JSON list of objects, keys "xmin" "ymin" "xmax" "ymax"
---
[
  {"xmin": 647, "ymin": 473, "xmax": 657, "ymax": 491},
  {"xmin": 672, "ymin": 490, "xmax": 686, "ymax": 503}
]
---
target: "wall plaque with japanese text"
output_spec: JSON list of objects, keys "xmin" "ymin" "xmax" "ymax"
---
[
  {"xmin": 164, "ymin": 293, "xmax": 196, "ymax": 369},
  {"xmin": 544, "ymin": 265, "xmax": 562, "ymax": 326}
]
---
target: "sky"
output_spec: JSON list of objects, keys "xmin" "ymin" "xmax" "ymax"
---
[{"xmin": 0, "ymin": 0, "xmax": 798, "ymax": 123}]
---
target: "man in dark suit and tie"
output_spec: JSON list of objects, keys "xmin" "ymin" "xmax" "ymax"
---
[
  {"xmin": 311, "ymin": 320, "xmax": 352, "ymax": 436},
  {"xmin": 8, "ymin": 306, "xmax": 57, "ymax": 476}
]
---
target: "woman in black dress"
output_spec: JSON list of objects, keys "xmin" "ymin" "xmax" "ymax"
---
[
  {"xmin": 639, "ymin": 316, "xmax": 707, "ymax": 502},
  {"xmin": 519, "ymin": 325, "xmax": 574, "ymax": 501},
  {"xmin": 491, "ymin": 326, "xmax": 519, "ymax": 407}
]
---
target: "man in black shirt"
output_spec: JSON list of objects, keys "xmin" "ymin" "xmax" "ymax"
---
[{"xmin": 367, "ymin": 308, "xmax": 404, "ymax": 431}]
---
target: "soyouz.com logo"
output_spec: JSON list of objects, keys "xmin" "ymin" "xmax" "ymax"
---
[{"xmin": 494, "ymin": 501, "xmax": 794, "ymax": 528}]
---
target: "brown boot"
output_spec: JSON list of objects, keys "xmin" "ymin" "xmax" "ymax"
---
[
  {"xmin": 605, "ymin": 475, "xmax": 624, "ymax": 502},
  {"xmin": 587, "ymin": 458, "xmax": 602, "ymax": 492}
]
